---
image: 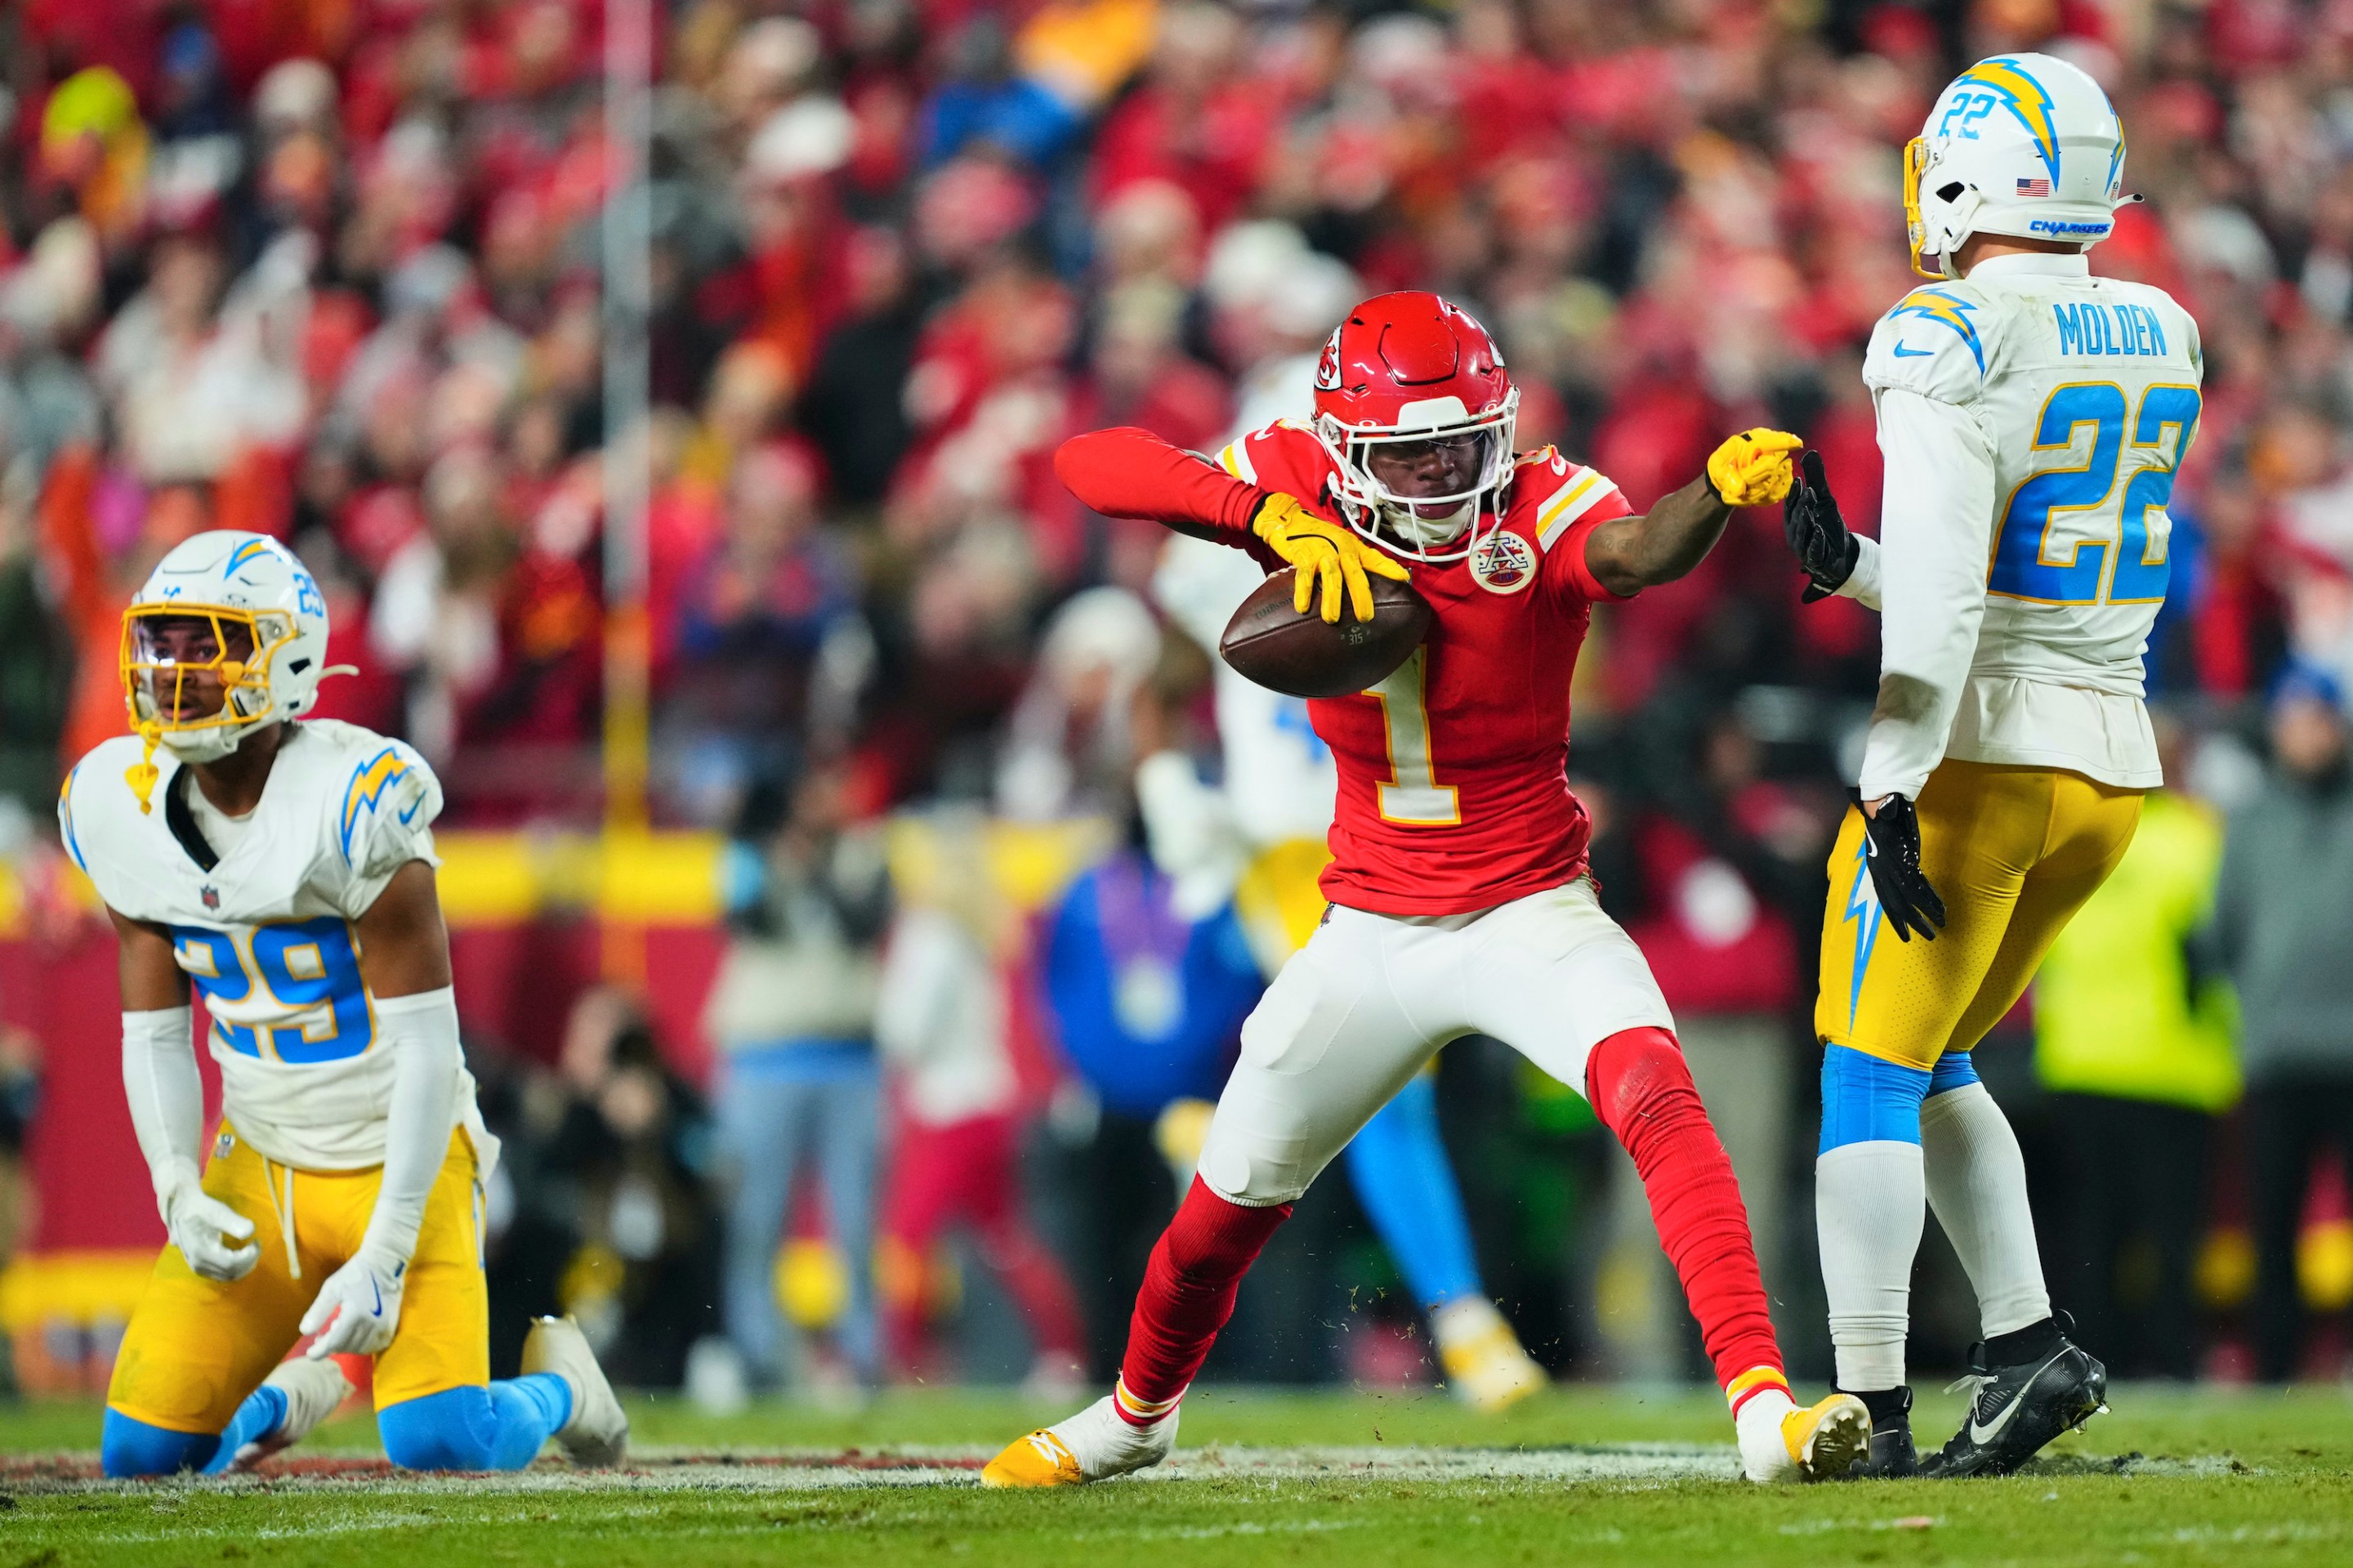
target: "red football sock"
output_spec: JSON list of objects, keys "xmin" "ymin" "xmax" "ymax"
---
[
  {"xmin": 1114, "ymin": 1177, "xmax": 1293, "ymax": 1424},
  {"xmin": 1587, "ymin": 1027, "xmax": 1789, "ymax": 1415}
]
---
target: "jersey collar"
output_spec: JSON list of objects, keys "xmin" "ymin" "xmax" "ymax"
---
[{"xmin": 1964, "ymin": 252, "xmax": 2092, "ymax": 279}]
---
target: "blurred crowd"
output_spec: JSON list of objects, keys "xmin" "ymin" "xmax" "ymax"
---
[{"xmin": 11, "ymin": 0, "xmax": 2353, "ymax": 1393}]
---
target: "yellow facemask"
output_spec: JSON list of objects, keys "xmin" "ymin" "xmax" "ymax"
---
[
  {"xmin": 1903, "ymin": 136, "xmax": 1941, "ymax": 280},
  {"xmin": 118, "ymin": 604, "xmax": 292, "ymax": 813}
]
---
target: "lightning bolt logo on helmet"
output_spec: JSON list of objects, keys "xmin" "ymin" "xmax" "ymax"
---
[{"xmin": 1947, "ymin": 58, "xmax": 2062, "ymax": 183}]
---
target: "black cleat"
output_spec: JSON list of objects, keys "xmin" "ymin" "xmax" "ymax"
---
[
  {"xmin": 1919, "ymin": 1315, "xmax": 2107, "ymax": 1478},
  {"xmin": 1840, "ymin": 1385, "xmax": 1917, "ymax": 1478}
]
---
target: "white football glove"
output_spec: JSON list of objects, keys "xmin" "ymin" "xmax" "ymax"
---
[
  {"xmin": 163, "ymin": 1180, "xmax": 261, "ymax": 1282},
  {"xmin": 300, "ymin": 1248, "xmax": 407, "ymax": 1358}
]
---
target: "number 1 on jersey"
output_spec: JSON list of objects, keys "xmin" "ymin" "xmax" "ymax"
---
[{"xmin": 1368, "ymin": 648, "xmax": 1460, "ymax": 826}]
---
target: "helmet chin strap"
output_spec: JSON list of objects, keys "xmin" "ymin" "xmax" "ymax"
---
[{"xmin": 1381, "ymin": 498, "xmax": 1474, "ymax": 547}]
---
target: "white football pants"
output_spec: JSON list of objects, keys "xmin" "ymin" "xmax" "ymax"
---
[{"xmin": 1196, "ymin": 876, "xmax": 1677, "ymax": 1207}]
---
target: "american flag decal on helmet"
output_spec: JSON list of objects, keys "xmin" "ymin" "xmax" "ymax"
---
[{"xmin": 2016, "ymin": 176, "xmax": 2052, "ymax": 196}]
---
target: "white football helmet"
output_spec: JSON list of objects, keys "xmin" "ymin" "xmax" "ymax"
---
[
  {"xmin": 121, "ymin": 531, "xmax": 334, "ymax": 775},
  {"xmin": 1906, "ymin": 53, "xmax": 2126, "ymax": 279}
]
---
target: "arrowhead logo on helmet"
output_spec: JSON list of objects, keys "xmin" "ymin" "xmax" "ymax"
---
[{"xmin": 1315, "ymin": 328, "xmax": 1343, "ymax": 391}]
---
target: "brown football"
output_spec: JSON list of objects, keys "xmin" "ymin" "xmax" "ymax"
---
[{"xmin": 1219, "ymin": 568, "xmax": 1432, "ymax": 699}]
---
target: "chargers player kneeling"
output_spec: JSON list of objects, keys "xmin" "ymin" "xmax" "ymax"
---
[
  {"xmin": 66, "ymin": 533, "xmax": 627, "ymax": 1476},
  {"xmin": 1784, "ymin": 55, "xmax": 2199, "ymax": 1476}
]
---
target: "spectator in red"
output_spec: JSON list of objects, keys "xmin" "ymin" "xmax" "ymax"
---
[{"xmin": 874, "ymin": 820, "xmax": 1087, "ymax": 1393}]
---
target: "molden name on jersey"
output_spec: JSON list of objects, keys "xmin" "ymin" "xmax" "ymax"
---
[{"xmin": 2056, "ymin": 301, "xmax": 2169, "ymax": 357}]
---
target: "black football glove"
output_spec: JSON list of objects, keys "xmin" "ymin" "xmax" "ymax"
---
[
  {"xmin": 1855, "ymin": 790, "xmax": 1947, "ymax": 944},
  {"xmin": 1784, "ymin": 449, "xmax": 1860, "ymax": 603}
]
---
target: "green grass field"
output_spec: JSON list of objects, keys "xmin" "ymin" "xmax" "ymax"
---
[{"xmin": 4, "ymin": 1383, "xmax": 2351, "ymax": 1566}]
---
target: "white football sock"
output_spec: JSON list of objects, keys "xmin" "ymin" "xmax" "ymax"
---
[
  {"xmin": 1733, "ymin": 1387, "xmax": 1799, "ymax": 1483},
  {"xmin": 1816, "ymin": 1140, "xmax": 1925, "ymax": 1391},
  {"xmin": 1051, "ymin": 1391, "xmax": 1180, "ymax": 1480},
  {"xmin": 1920, "ymin": 1082, "xmax": 2051, "ymax": 1338}
]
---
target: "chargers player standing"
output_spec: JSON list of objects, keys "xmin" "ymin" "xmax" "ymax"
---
[
  {"xmin": 65, "ymin": 532, "xmax": 627, "ymax": 1476},
  {"xmin": 985, "ymin": 292, "xmax": 1871, "ymax": 1486},
  {"xmin": 1781, "ymin": 56, "xmax": 2199, "ymax": 1476}
]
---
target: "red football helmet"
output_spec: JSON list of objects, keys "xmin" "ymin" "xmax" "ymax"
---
[{"xmin": 1310, "ymin": 290, "xmax": 1519, "ymax": 562}]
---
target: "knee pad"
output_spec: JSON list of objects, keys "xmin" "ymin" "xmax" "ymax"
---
[
  {"xmin": 377, "ymin": 1387, "xmax": 498, "ymax": 1472},
  {"xmin": 1819, "ymin": 1043, "xmax": 1932, "ymax": 1152},
  {"xmin": 101, "ymin": 1410, "xmax": 219, "ymax": 1477}
]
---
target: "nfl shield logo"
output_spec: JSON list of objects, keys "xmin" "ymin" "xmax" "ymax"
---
[
  {"xmin": 201, "ymin": 885, "xmax": 220, "ymax": 910},
  {"xmin": 1470, "ymin": 529, "xmax": 1537, "ymax": 595}
]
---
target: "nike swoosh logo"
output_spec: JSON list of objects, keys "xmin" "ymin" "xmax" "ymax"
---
[
  {"xmin": 1891, "ymin": 342, "xmax": 1932, "ymax": 358},
  {"xmin": 1969, "ymin": 1351, "xmax": 2067, "ymax": 1445},
  {"xmin": 369, "ymin": 1276, "xmax": 383, "ymax": 1316}
]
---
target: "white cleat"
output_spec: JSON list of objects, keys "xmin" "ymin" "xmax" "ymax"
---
[
  {"xmin": 229, "ymin": 1357, "xmax": 354, "ymax": 1471},
  {"xmin": 520, "ymin": 1315, "xmax": 629, "ymax": 1467},
  {"xmin": 980, "ymin": 1391, "xmax": 1179, "ymax": 1487}
]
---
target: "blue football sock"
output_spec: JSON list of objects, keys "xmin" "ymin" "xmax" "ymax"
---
[
  {"xmin": 198, "ymin": 1382, "xmax": 292, "ymax": 1475},
  {"xmin": 1818, "ymin": 1043, "xmax": 1932, "ymax": 1153},
  {"xmin": 1345, "ymin": 1074, "xmax": 1486, "ymax": 1311},
  {"xmin": 101, "ymin": 1409, "xmax": 220, "ymax": 1477},
  {"xmin": 1816, "ymin": 1044, "xmax": 1935, "ymax": 1390},
  {"xmin": 1927, "ymin": 1049, "xmax": 1980, "ymax": 1097},
  {"xmin": 377, "ymin": 1375, "xmax": 573, "ymax": 1472}
]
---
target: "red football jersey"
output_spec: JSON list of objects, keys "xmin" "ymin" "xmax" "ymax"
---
[
  {"xmin": 1051, "ymin": 422, "xmax": 1633, "ymax": 917},
  {"xmin": 1211, "ymin": 421, "xmax": 1629, "ymax": 914}
]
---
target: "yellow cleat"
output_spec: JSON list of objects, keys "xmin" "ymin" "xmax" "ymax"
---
[
  {"xmin": 1783, "ymin": 1392, "xmax": 1873, "ymax": 1482},
  {"xmin": 1434, "ymin": 1298, "xmax": 1549, "ymax": 1413},
  {"xmin": 980, "ymin": 1427, "xmax": 1087, "ymax": 1488},
  {"xmin": 979, "ymin": 1392, "xmax": 1178, "ymax": 1487}
]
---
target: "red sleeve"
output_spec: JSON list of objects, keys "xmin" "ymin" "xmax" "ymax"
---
[
  {"xmin": 1053, "ymin": 427, "xmax": 1268, "ymax": 536},
  {"xmin": 1555, "ymin": 501, "xmax": 1634, "ymax": 604},
  {"xmin": 1514, "ymin": 449, "xmax": 1636, "ymax": 604}
]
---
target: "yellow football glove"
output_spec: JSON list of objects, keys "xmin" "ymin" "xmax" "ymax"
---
[
  {"xmin": 1250, "ymin": 492, "xmax": 1410, "ymax": 624},
  {"xmin": 1706, "ymin": 428, "xmax": 1804, "ymax": 508}
]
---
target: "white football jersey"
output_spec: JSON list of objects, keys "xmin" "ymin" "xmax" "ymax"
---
[
  {"xmin": 1151, "ymin": 530, "xmax": 1337, "ymax": 850},
  {"xmin": 1851, "ymin": 251, "xmax": 2201, "ymax": 797},
  {"xmin": 61, "ymin": 719, "xmax": 486, "ymax": 1173}
]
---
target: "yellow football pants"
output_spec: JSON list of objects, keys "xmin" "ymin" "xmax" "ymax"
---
[
  {"xmin": 1817, "ymin": 760, "xmax": 2142, "ymax": 1070},
  {"xmin": 107, "ymin": 1124, "xmax": 489, "ymax": 1435}
]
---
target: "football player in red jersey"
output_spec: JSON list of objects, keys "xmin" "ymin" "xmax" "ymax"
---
[{"xmin": 982, "ymin": 292, "xmax": 1869, "ymax": 1486}]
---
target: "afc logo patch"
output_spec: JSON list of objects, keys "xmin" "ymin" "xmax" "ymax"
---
[
  {"xmin": 1315, "ymin": 328, "xmax": 1342, "ymax": 391},
  {"xmin": 1470, "ymin": 529, "xmax": 1537, "ymax": 595}
]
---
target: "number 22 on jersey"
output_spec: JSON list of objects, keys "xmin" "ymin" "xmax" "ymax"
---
[
  {"xmin": 1368, "ymin": 648, "xmax": 1461, "ymax": 826},
  {"xmin": 172, "ymin": 917, "xmax": 375, "ymax": 1062},
  {"xmin": 1989, "ymin": 381, "xmax": 2203, "ymax": 605}
]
